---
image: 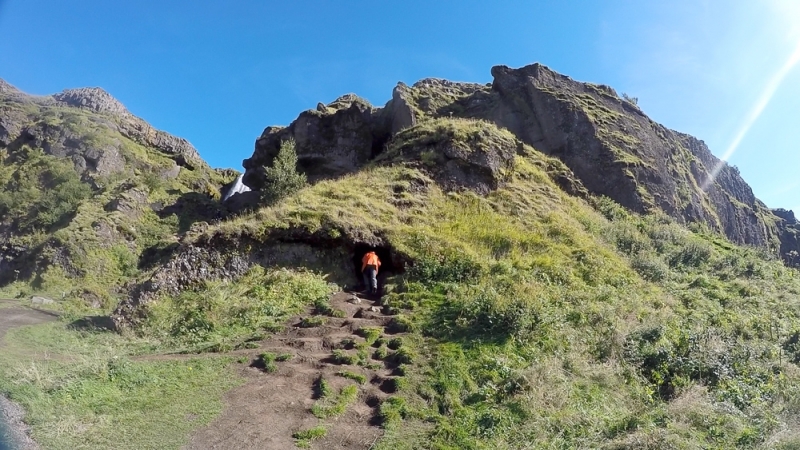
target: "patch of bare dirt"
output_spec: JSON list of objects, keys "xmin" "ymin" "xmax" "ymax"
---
[
  {"xmin": 0, "ymin": 300, "xmax": 59, "ymax": 343},
  {"xmin": 184, "ymin": 292, "xmax": 407, "ymax": 450}
]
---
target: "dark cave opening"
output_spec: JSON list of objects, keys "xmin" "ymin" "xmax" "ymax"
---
[{"xmin": 350, "ymin": 243, "xmax": 397, "ymax": 293}]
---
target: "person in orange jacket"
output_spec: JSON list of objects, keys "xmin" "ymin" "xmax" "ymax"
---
[{"xmin": 361, "ymin": 250, "xmax": 381, "ymax": 295}]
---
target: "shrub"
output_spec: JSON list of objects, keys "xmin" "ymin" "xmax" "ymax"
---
[
  {"xmin": 258, "ymin": 352, "xmax": 278, "ymax": 373},
  {"xmin": 379, "ymin": 396, "xmax": 408, "ymax": 428},
  {"xmin": 260, "ymin": 139, "xmax": 306, "ymax": 203},
  {"xmin": 299, "ymin": 316, "xmax": 326, "ymax": 328},
  {"xmin": 141, "ymin": 267, "xmax": 332, "ymax": 349},
  {"xmin": 610, "ymin": 222, "xmax": 651, "ymax": 255},
  {"xmin": 373, "ymin": 346, "xmax": 389, "ymax": 360},
  {"xmin": 392, "ymin": 347, "xmax": 414, "ymax": 365},
  {"xmin": 387, "ymin": 338, "xmax": 404, "ymax": 350},
  {"xmin": 631, "ymin": 252, "xmax": 669, "ymax": 281},
  {"xmin": 409, "ymin": 253, "xmax": 482, "ymax": 284},
  {"xmin": 387, "ymin": 316, "xmax": 414, "ymax": 334},
  {"xmin": 669, "ymin": 240, "xmax": 713, "ymax": 268}
]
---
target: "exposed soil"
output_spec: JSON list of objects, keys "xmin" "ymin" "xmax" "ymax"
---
[
  {"xmin": 0, "ymin": 301, "xmax": 59, "ymax": 341},
  {"xmin": 184, "ymin": 291, "xmax": 407, "ymax": 450}
]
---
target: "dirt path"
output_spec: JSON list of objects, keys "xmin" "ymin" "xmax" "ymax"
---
[
  {"xmin": 0, "ymin": 300, "xmax": 59, "ymax": 343},
  {"xmin": 184, "ymin": 292, "xmax": 408, "ymax": 450}
]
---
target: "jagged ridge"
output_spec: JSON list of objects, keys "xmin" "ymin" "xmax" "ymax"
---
[{"xmin": 243, "ymin": 63, "xmax": 798, "ymax": 263}]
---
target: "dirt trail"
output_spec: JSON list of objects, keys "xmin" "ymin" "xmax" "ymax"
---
[
  {"xmin": 185, "ymin": 292, "xmax": 408, "ymax": 450},
  {"xmin": 0, "ymin": 300, "xmax": 59, "ymax": 342}
]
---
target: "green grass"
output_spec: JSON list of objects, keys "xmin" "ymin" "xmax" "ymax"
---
[
  {"xmin": 199, "ymin": 130, "xmax": 800, "ymax": 448},
  {"xmin": 311, "ymin": 384, "xmax": 359, "ymax": 419},
  {"xmin": 0, "ymin": 321, "xmax": 241, "ymax": 450},
  {"xmin": 356, "ymin": 326, "xmax": 383, "ymax": 345},
  {"xmin": 373, "ymin": 346, "xmax": 389, "ymax": 360},
  {"xmin": 299, "ymin": 316, "xmax": 327, "ymax": 328},
  {"xmin": 331, "ymin": 349, "xmax": 358, "ymax": 365},
  {"xmin": 336, "ymin": 370, "xmax": 367, "ymax": 384},
  {"xmin": 140, "ymin": 267, "xmax": 334, "ymax": 351},
  {"xmin": 292, "ymin": 425, "xmax": 327, "ymax": 448}
]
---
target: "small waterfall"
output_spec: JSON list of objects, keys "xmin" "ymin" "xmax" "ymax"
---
[{"xmin": 222, "ymin": 173, "xmax": 251, "ymax": 202}]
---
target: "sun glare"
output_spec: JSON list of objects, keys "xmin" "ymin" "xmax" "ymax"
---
[{"xmin": 702, "ymin": 38, "xmax": 800, "ymax": 191}]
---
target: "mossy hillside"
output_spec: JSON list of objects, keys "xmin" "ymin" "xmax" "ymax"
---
[
  {"xmin": 382, "ymin": 117, "xmax": 518, "ymax": 158},
  {"xmin": 0, "ymin": 100, "xmax": 235, "ymax": 306},
  {"xmin": 399, "ymin": 79, "xmax": 492, "ymax": 120},
  {"xmin": 143, "ymin": 119, "xmax": 800, "ymax": 448}
]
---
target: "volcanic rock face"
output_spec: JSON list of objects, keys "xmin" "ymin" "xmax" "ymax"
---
[
  {"xmin": 243, "ymin": 94, "xmax": 383, "ymax": 188},
  {"xmin": 243, "ymin": 63, "xmax": 791, "ymax": 254},
  {"xmin": 486, "ymin": 64, "xmax": 775, "ymax": 248}
]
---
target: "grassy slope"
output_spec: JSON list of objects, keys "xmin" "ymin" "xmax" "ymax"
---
[
  {"xmin": 0, "ymin": 99, "xmax": 240, "ymax": 448},
  {"xmin": 4, "ymin": 118, "xmax": 800, "ymax": 448},
  {"xmin": 184, "ymin": 120, "xmax": 800, "ymax": 448},
  {"xmin": 0, "ymin": 323, "xmax": 242, "ymax": 449}
]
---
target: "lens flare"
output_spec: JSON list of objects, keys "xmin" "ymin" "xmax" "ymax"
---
[{"xmin": 702, "ymin": 39, "xmax": 800, "ymax": 191}]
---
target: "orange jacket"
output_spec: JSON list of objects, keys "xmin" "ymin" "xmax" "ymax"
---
[{"xmin": 362, "ymin": 252, "xmax": 381, "ymax": 273}]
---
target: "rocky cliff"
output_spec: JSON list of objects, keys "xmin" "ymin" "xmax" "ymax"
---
[
  {"xmin": 0, "ymin": 79, "xmax": 235, "ymax": 301},
  {"xmin": 0, "ymin": 82, "xmax": 202, "ymax": 171},
  {"xmin": 243, "ymin": 63, "xmax": 795, "ymax": 260}
]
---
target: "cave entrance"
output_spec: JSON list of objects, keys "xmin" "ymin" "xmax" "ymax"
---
[{"xmin": 351, "ymin": 243, "xmax": 397, "ymax": 293}]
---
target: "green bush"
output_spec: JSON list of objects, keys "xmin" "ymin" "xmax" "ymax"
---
[
  {"xmin": 387, "ymin": 337, "xmax": 403, "ymax": 350},
  {"xmin": 408, "ymin": 253, "xmax": 482, "ymax": 284},
  {"xmin": 0, "ymin": 148, "xmax": 92, "ymax": 231},
  {"xmin": 669, "ymin": 240, "xmax": 713, "ymax": 268},
  {"xmin": 631, "ymin": 252, "xmax": 669, "ymax": 281},
  {"xmin": 373, "ymin": 346, "xmax": 389, "ymax": 360},
  {"xmin": 258, "ymin": 352, "xmax": 278, "ymax": 373},
  {"xmin": 357, "ymin": 326, "xmax": 383, "ymax": 345},
  {"xmin": 142, "ymin": 267, "xmax": 333, "ymax": 349},
  {"xmin": 260, "ymin": 139, "xmax": 307, "ymax": 203},
  {"xmin": 379, "ymin": 397, "xmax": 408, "ymax": 428},
  {"xmin": 299, "ymin": 316, "xmax": 326, "ymax": 328}
]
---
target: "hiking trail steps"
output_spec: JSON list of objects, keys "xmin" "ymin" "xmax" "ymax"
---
[{"xmin": 182, "ymin": 291, "xmax": 408, "ymax": 449}]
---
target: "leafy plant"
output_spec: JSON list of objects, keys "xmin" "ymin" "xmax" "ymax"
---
[{"xmin": 260, "ymin": 138, "xmax": 307, "ymax": 203}]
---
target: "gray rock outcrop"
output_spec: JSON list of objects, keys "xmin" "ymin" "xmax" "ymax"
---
[{"xmin": 242, "ymin": 63, "xmax": 794, "ymax": 255}]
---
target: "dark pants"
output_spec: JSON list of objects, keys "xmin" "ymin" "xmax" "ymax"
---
[{"xmin": 363, "ymin": 265, "xmax": 377, "ymax": 292}]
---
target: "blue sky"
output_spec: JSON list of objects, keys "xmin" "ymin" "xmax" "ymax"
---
[{"xmin": 1, "ymin": 0, "xmax": 798, "ymax": 212}]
